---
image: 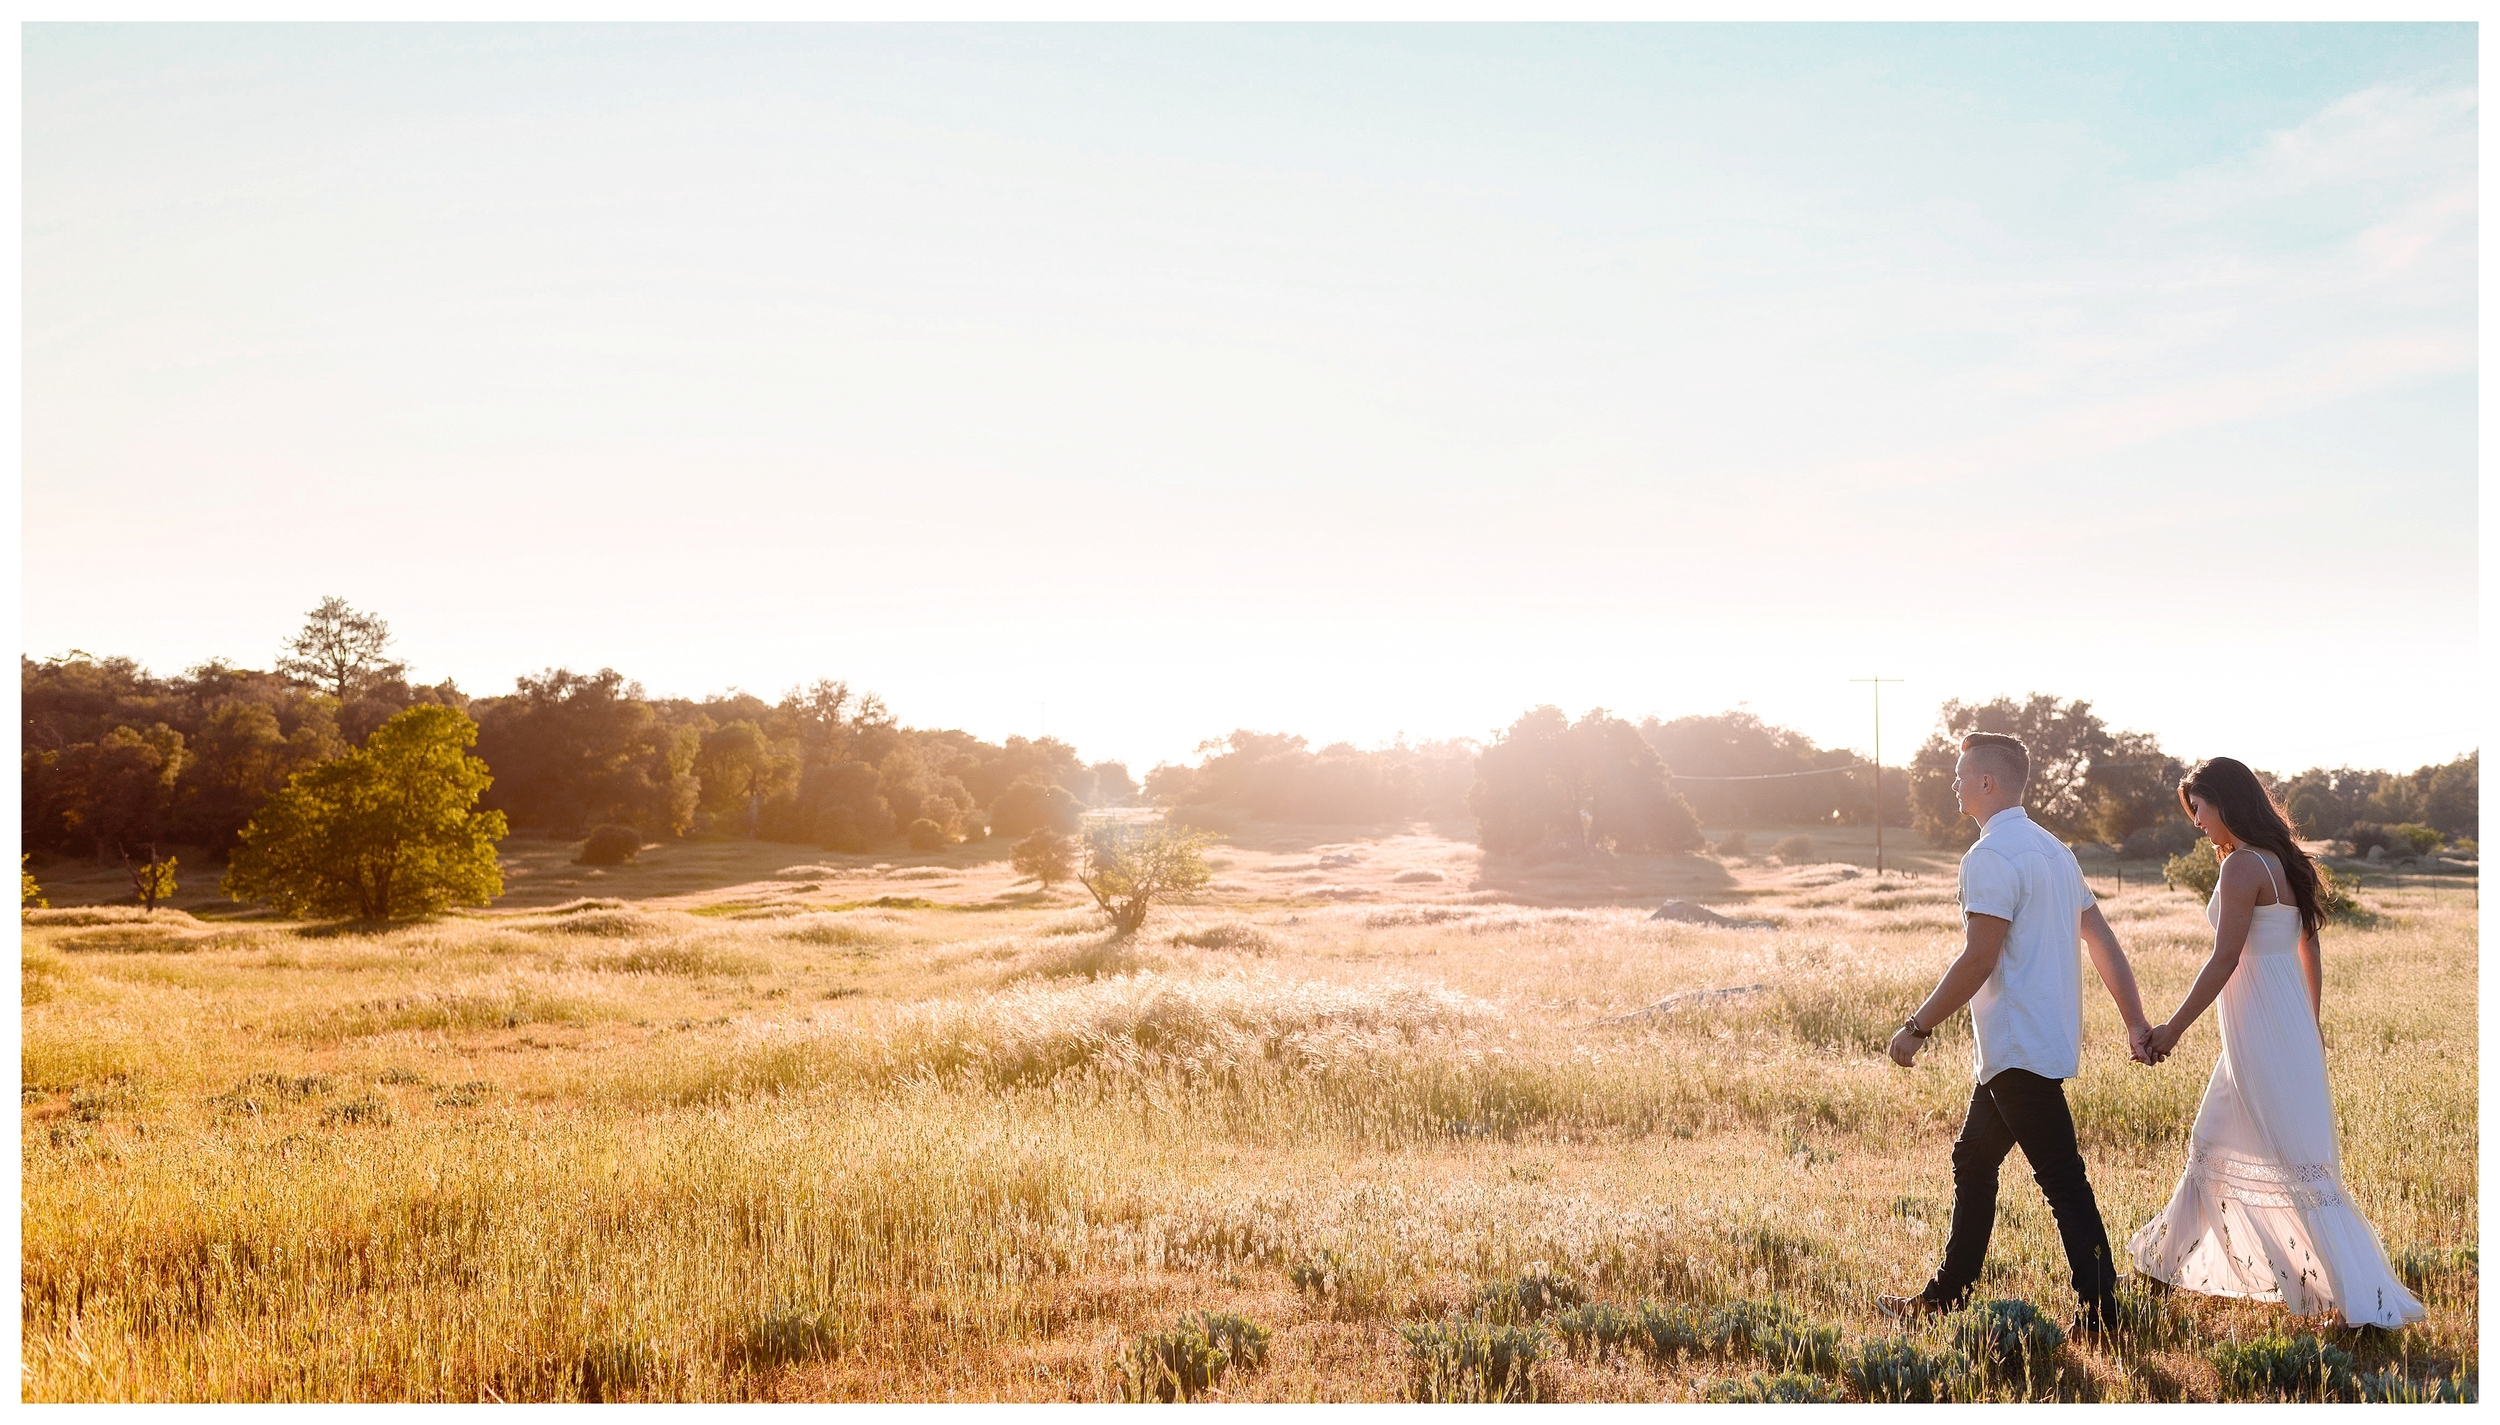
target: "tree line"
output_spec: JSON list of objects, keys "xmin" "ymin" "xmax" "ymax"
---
[
  {"xmin": 22, "ymin": 601, "xmax": 2475, "ymax": 881},
  {"xmin": 1903, "ymin": 693, "xmax": 2476, "ymax": 856},
  {"xmin": 22, "ymin": 603, "xmax": 1138, "ymax": 863}
]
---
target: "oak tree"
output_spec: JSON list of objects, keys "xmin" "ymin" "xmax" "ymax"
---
[
  {"xmin": 223, "ymin": 704, "xmax": 508, "ymax": 920},
  {"xmin": 1078, "ymin": 822, "xmax": 1213, "ymax": 936}
]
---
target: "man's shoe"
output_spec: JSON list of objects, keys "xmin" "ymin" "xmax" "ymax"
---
[
  {"xmin": 1877, "ymin": 1293, "xmax": 1950, "ymax": 1321},
  {"xmin": 2068, "ymin": 1309, "xmax": 2113, "ymax": 1344}
]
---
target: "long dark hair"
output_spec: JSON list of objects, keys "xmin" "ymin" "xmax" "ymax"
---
[{"xmin": 2178, "ymin": 757, "xmax": 2324, "ymax": 936}]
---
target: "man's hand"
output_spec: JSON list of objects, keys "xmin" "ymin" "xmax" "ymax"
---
[
  {"xmin": 1887, "ymin": 1025, "xmax": 1924, "ymax": 1068},
  {"xmin": 2144, "ymin": 1020, "xmax": 2183, "ymax": 1061},
  {"xmin": 2127, "ymin": 1021, "xmax": 2158, "ymax": 1065}
]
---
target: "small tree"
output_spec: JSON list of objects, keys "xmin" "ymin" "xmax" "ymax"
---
[
  {"xmin": 224, "ymin": 704, "xmax": 508, "ymax": 920},
  {"xmin": 1078, "ymin": 822, "xmax": 1213, "ymax": 936},
  {"xmin": 1011, "ymin": 827, "xmax": 1075, "ymax": 890},
  {"xmin": 277, "ymin": 596, "xmax": 406, "ymax": 704},
  {"xmin": 22, "ymin": 855, "xmax": 47, "ymax": 910},
  {"xmin": 122, "ymin": 843, "xmax": 178, "ymax": 913},
  {"xmin": 905, "ymin": 817, "xmax": 950, "ymax": 851}
]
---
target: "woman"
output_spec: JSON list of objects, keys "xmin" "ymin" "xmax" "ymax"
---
[{"xmin": 2127, "ymin": 757, "xmax": 2423, "ymax": 1327}]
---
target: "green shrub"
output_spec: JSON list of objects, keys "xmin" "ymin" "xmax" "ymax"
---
[
  {"xmin": 2208, "ymin": 1334, "xmax": 2357, "ymax": 1401},
  {"xmin": 1703, "ymin": 1298, "xmax": 1798, "ymax": 1355},
  {"xmin": 1633, "ymin": 1301, "xmax": 1707, "ymax": 1361},
  {"xmin": 2163, "ymin": 840, "xmax": 2218, "ymax": 897},
  {"xmin": 1844, "ymin": 1340, "xmax": 1967, "ymax": 1403},
  {"xmin": 1112, "ymin": 1312, "xmax": 1271, "ymax": 1402},
  {"xmin": 904, "ymin": 818, "xmax": 949, "ymax": 851},
  {"xmin": 1553, "ymin": 1302, "xmax": 1637, "ymax": 1360},
  {"xmin": 1398, "ymin": 1318, "xmax": 1549, "ymax": 1402},
  {"xmin": 578, "ymin": 824, "xmax": 643, "ymax": 866},
  {"xmin": 1755, "ymin": 1320, "xmax": 1843, "ymax": 1375},
  {"xmin": 1949, "ymin": 1299, "xmax": 2064, "ymax": 1379},
  {"xmin": 1701, "ymin": 1371, "xmax": 1844, "ymax": 1403},
  {"xmin": 2357, "ymin": 1367, "xmax": 2475, "ymax": 1404},
  {"xmin": 2392, "ymin": 822, "xmax": 2444, "ymax": 855},
  {"xmin": 1288, "ymin": 1247, "xmax": 1347, "ymax": 1297},
  {"xmin": 1770, "ymin": 835, "xmax": 1812, "ymax": 860},
  {"xmin": 22, "ymin": 854, "xmax": 46, "ymax": 910},
  {"xmin": 2345, "ymin": 820, "xmax": 2442, "ymax": 858},
  {"xmin": 1473, "ymin": 1264, "xmax": 1585, "ymax": 1323},
  {"xmin": 1714, "ymin": 830, "xmax": 1748, "ymax": 857}
]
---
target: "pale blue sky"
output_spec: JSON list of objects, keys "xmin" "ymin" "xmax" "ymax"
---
[{"xmin": 23, "ymin": 24, "xmax": 2478, "ymax": 775}]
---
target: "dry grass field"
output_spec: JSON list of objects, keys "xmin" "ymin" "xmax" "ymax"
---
[{"xmin": 21, "ymin": 825, "xmax": 2477, "ymax": 1402}]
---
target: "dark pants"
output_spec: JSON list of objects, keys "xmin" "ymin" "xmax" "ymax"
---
[{"xmin": 1922, "ymin": 1068, "xmax": 2118, "ymax": 1316}]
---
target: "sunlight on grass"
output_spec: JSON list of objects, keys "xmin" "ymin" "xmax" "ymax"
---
[{"xmin": 21, "ymin": 839, "xmax": 2476, "ymax": 1401}]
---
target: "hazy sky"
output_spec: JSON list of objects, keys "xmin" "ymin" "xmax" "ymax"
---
[{"xmin": 23, "ymin": 23, "xmax": 2478, "ymax": 776}]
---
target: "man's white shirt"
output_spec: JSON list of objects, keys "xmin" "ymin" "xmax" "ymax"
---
[{"xmin": 1957, "ymin": 805, "xmax": 2094, "ymax": 1083}]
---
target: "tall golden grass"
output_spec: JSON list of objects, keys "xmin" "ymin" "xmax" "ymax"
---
[{"xmin": 20, "ymin": 845, "xmax": 2476, "ymax": 1401}]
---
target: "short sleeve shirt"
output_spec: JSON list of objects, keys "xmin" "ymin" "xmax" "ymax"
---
[{"xmin": 1957, "ymin": 806, "xmax": 2096, "ymax": 1083}]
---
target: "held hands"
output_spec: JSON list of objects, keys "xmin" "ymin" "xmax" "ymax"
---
[{"xmin": 2130, "ymin": 1019, "xmax": 2182, "ymax": 1065}]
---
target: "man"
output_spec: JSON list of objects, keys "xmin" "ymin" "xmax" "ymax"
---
[{"xmin": 1878, "ymin": 732, "xmax": 2154, "ymax": 1338}]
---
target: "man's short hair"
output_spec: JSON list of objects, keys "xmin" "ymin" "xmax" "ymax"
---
[{"xmin": 1959, "ymin": 732, "xmax": 2029, "ymax": 794}]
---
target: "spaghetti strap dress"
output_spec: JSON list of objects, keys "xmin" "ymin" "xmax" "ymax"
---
[{"xmin": 2124, "ymin": 850, "xmax": 2424, "ymax": 1326}]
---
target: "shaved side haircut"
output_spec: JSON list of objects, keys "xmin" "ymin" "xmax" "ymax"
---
[{"xmin": 1960, "ymin": 732, "xmax": 2029, "ymax": 796}]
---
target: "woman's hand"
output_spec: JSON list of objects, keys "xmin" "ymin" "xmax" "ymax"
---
[
  {"xmin": 2144, "ymin": 1020, "xmax": 2183, "ymax": 1062},
  {"xmin": 2127, "ymin": 1020, "xmax": 2159, "ymax": 1065}
]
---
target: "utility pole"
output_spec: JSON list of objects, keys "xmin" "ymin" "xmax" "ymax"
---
[{"xmin": 1851, "ymin": 677, "xmax": 1903, "ymax": 877}]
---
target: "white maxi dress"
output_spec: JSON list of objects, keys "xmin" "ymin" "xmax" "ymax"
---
[{"xmin": 2126, "ymin": 853, "xmax": 2424, "ymax": 1327}]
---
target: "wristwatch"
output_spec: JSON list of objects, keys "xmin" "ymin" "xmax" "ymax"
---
[{"xmin": 1901, "ymin": 1016, "xmax": 1934, "ymax": 1039}]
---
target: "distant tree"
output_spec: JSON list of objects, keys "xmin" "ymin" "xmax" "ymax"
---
[
  {"xmin": 1079, "ymin": 823, "xmax": 1214, "ymax": 936},
  {"xmin": 1010, "ymin": 827, "xmax": 1075, "ymax": 890},
  {"xmin": 176, "ymin": 700, "xmax": 345, "ymax": 852},
  {"xmin": 905, "ymin": 817, "xmax": 950, "ymax": 851},
  {"xmin": 990, "ymin": 775, "xmax": 1083, "ymax": 838},
  {"xmin": 276, "ymin": 596, "xmax": 405, "ymax": 704},
  {"xmin": 60, "ymin": 724, "xmax": 188, "ymax": 862},
  {"xmin": 1143, "ymin": 730, "xmax": 1426, "ymax": 825},
  {"xmin": 470, "ymin": 668, "xmax": 700, "ymax": 836},
  {"xmin": 122, "ymin": 844, "xmax": 177, "ymax": 913},
  {"xmin": 1088, "ymin": 761, "xmax": 1140, "ymax": 807},
  {"xmin": 223, "ymin": 705, "xmax": 508, "ymax": 920},
  {"xmin": 811, "ymin": 760, "xmax": 894, "ymax": 853},
  {"xmin": 1908, "ymin": 694, "xmax": 2142, "ymax": 846},
  {"xmin": 2080, "ymin": 728, "xmax": 2188, "ymax": 847},
  {"xmin": 22, "ymin": 855, "xmax": 47, "ymax": 909},
  {"xmin": 2415, "ymin": 754, "xmax": 2478, "ymax": 839},
  {"xmin": 694, "ymin": 720, "xmax": 798, "ymax": 837},
  {"xmin": 878, "ymin": 746, "xmax": 973, "ymax": 839},
  {"xmin": 1639, "ymin": 711, "xmax": 1860, "ymax": 827},
  {"xmin": 1469, "ymin": 706, "xmax": 1701, "ymax": 855}
]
